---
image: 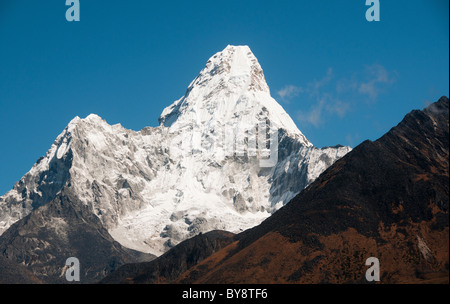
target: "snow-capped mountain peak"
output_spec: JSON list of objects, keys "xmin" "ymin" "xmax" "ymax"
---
[
  {"xmin": 0, "ymin": 45, "xmax": 351, "ymax": 256},
  {"xmin": 159, "ymin": 45, "xmax": 308, "ymax": 145}
]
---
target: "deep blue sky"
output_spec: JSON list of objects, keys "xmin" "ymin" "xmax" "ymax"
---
[{"xmin": 0, "ymin": 0, "xmax": 448, "ymax": 195}]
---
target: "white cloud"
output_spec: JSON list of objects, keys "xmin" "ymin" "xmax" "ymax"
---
[
  {"xmin": 345, "ymin": 133, "xmax": 361, "ymax": 148},
  {"xmin": 277, "ymin": 85, "xmax": 303, "ymax": 101},
  {"xmin": 295, "ymin": 69, "xmax": 349, "ymax": 127},
  {"xmin": 297, "ymin": 98, "xmax": 325, "ymax": 127},
  {"xmin": 286, "ymin": 65, "xmax": 395, "ymax": 128},
  {"xmin": 297, "ymin": 93, "xmax": 350, "ymax": 127},
  {"xmin": 277, "ymin": 68, "xmax": 333, "ymax": 103},
  {"xmin": 336, "ymin": 77, "xmax": 358, "ymax": 94},
  {"xmin": 309, "ymin": 67, "xmax": 333, "ymax": 92},
  {"xmin": 358, "ymin": 64, "xmax": 396, "ymax": 100},
  {"xmin": 326, "ymin": 99, "xmax": 350, "ymax": 118}
]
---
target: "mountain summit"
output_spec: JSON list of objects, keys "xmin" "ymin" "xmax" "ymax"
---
[
  {"xmin": 159, "ymin": 45, "xmax": 306, "ymax": 143},
  {"xmin": 0, "ymin": 45, "xmax": 350, "ymax": 279}
]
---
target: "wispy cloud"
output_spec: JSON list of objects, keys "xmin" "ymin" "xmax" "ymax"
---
[
  {"xmin": 297, "ymin": 98, "xmax": 325, "ymax": 127},
  {"xmin": 277, "ymin": 85, "xmax": 303, "ymax": 102},
  {"xmin": 279, "ymin": 64, "xmax": 395, "ymax": 128},
  {"xmin": 326, "ymin": 99, "xmax": 350, "ymax": 118},
  {"xmin": 345, "ymin": 133, "xmax": 361, "ymax": 148},
  {"xmin": 358, "ymin": 64, "xmax": 396, "ymax": 100},
  {"xmin": 277, "ymin": 68, "xmax": 333, "ymax": 103},
  {"xmin": 309, "ymin": 67, "xmax": 333, "ymax": 92},
  {"xmin": 294, "ymin": 68, "xmax": 350, "ymax": 127},
  {"xmin": 297, "ymin": 94, "xmax": 350, "ymax": 127},
  {"xmin": 336, "ymin": 77, "xmax": 358, "ymax": 94}
]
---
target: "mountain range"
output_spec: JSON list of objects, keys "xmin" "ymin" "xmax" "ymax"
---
[
  {"xmin": 1, "ymin": 45, "xmax": 447, "ymax": 284},
  {"xmin": 0, "ymin": 45, "xmax": 351, "ymax": 283}
]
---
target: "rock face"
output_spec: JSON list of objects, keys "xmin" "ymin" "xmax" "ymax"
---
[
  {"xmin": 0, "ymin": 45, "xmax": 349, "ymax": 261},
  {"xmin": 111, "ymin": 97, "xmax": 448, "ymax": 284}
]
